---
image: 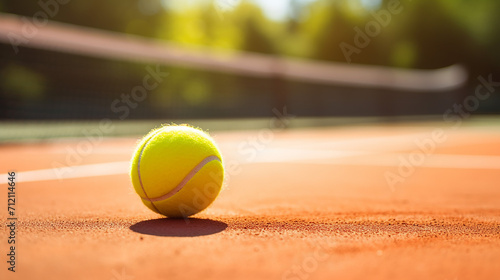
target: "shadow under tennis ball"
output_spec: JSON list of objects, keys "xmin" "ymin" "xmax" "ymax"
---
[{"xmin": 129, "ymin": 218, "xmax": 228, "ymax": 237}]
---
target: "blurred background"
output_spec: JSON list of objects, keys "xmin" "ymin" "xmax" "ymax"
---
[{"xmin": 0, "ymin": 0, "xmax": 499, "ymax": 124}]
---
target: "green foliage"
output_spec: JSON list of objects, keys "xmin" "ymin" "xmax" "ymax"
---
[{"xmin": 1, "ymin": 0, "xmax": 496, "ymax": 68}]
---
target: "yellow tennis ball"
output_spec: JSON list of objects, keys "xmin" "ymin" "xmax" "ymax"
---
[{"xmin": 130, "ymin": 125, "xmax": 224, "ymax": 218}]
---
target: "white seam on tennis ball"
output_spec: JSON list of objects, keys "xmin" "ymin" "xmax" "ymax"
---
[
  {"xmin": 139, "ymin": 155, "xmax": 221, "ymax": 203},
  {"xmin": 137, "ymin": 128, "xmax": 165, "ymax": 213}
]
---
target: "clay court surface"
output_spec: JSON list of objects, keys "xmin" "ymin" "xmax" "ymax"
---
[{"xmin": 1, "ymin": 121, "xmax": 500, "ymax": 280}]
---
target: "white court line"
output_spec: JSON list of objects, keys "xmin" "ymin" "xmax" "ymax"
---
[
  {"xmin": 0, "ymin": 130, "xmax": 497, "ymax": 184},
  {"xmin": 1, "ymin": 152, "xmax": 499, "ymax": 185},
  {"xmin": 0, "ymin": 133, "xmax": 412, "ymax": 184},
  {"xmin": 224, "ymin": 132, "xmax": 432, "ymax": 152},
  {"xmin": 353, "ymin": 154, "xmax": 500, "ymax": 170},
  {"xmin": 247, "ymin": 149, "xmax": 374, "ymax": 163},
  {"xmin": 0, "ymin": 161, "xmax": 130, "ymax": 184},
  {"xmin": 47, "ymin": 146, "xmax": 135, "ymax": 154},
  {"xmin": 253, "ymin": 151, "xmax": 500, "ymax": 170}
]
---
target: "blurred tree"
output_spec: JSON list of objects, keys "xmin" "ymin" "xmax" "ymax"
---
[
  {"xmin": 2, "ymin": 0, "xmax": 498, "ymax": 70},
  {"xmin": 306, "ymin": 1, "xmax": 353, "ymax": 62},
  {"xmin": 402, "ymin": 0, "xmax": 472, "ymax": 69},
  {"xmin": 440, "ymin": 0, "xmax": 500, "ymax": 73},
  {"xmin": 233, "ymin": 1, "xmax": 278, "ymax": 54}
]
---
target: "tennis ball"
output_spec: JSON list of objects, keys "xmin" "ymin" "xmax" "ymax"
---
[{"xmin": 130, "ymin": 125, "xmax": 224, "ymax": 218}]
